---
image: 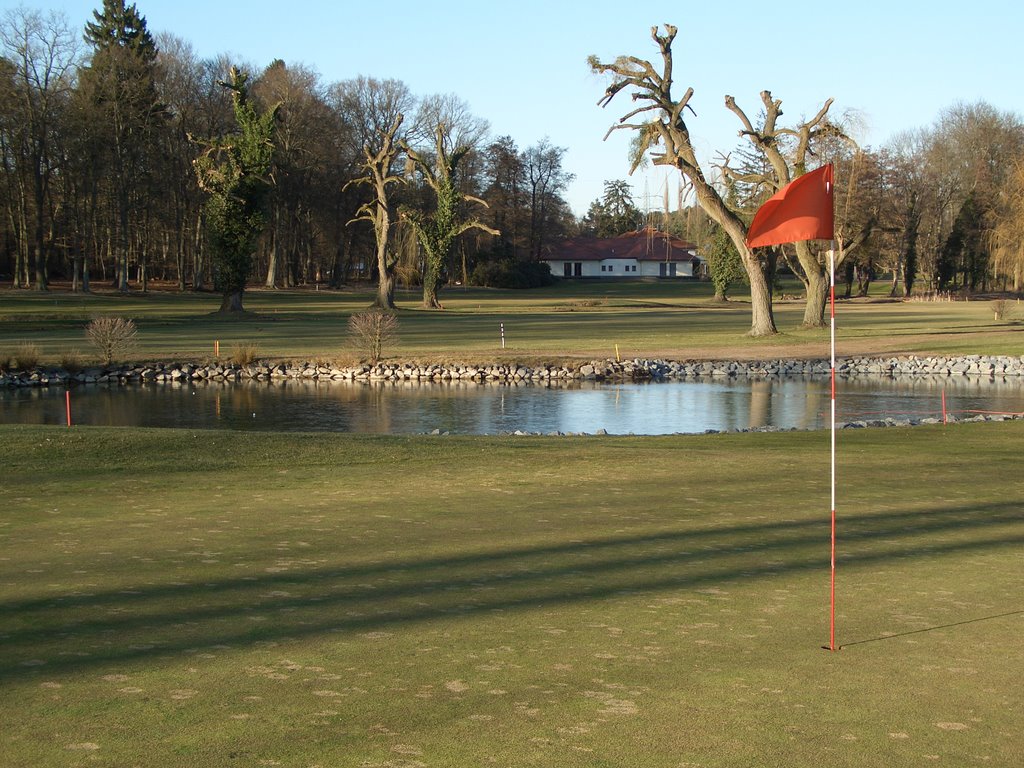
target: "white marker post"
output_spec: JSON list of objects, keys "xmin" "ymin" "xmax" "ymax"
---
[{"xmin": 500, "ymin": 323, "xmax": 505, "ymax": 349}]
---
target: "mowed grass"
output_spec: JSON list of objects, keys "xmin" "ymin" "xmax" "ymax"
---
[
  {"xmin": 1, "ymin": 280, "xmax": 1022, "ymax": 364},
  {"xmin": 1, "ymin": 423, "xmax": 1022, "ymax": 766}
]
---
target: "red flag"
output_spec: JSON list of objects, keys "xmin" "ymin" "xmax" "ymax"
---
[{"xmin": 745, "ymin": 164, "xmax": 834, "ymax": 248}]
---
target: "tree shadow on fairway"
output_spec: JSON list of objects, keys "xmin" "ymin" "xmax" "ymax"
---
[{"xmin": 1, "ymin": 498, "xmax": 1021, "ymax": 682}]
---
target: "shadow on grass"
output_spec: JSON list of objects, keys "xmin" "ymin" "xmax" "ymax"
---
[
  {"xmin": 840, "ymin": 609, "xmax": 1024, "ymax": 648},
  {"xmin": 1, "ymin": 498, "xmax": 1021, "ymax": 681}
]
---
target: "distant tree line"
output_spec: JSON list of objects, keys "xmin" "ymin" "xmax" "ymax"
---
[
  {"xmin": 0, "ymin": 1, "xmax": 576, "ymax": 305},
  {"xmin": 3, "ymin": 7, "xmax": 1023, "ymax": 317}
]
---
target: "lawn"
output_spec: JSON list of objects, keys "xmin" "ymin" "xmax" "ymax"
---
[
  {"xmin": 1, "ymin": 280, "xmax": 1021, "ymax": 365},
  {"xmin": 2, "ymin": 422, "xmax": 1022, "ymax": 766}
]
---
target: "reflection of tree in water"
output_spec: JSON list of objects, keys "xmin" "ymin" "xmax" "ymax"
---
[
  {"xmin": 222, "ymin": 382, "xmax": 263, "ymax": 425},
  {"xmin": 346, "ymin": 382, "xmax": 394, "ymax": 434},
  {"xmin": 747, "ymin": 379, "xmax": 772, "ymax": 429},
  {"xmin": 0, "ymin": 385, "xmax": 67, "ymax": 426},
  {"xmin": 3, "ymin": 374, "xmax": 1024, "ymax": 434}
]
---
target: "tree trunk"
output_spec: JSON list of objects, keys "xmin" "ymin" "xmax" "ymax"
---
[
  {"xmin": 747, "ymin": 265, "xmax": 777, "ymax": 337},
  {"xmin": 265, "ymin": 205, "xmax": 278, "ymax": 287},
  {"xmin": 373, "ymin": 206, "xmax": 396, "ymax": 309},
  {"xmin": 422, "ymin": 281, "xmax": 441, "ymax": 309},
  {"xmin": 801, "ymin": 270, "xmax": 828, "ymax": 326},
  {"xmin": 33, "ymin": 242, "xmax": 48, "ymax": 291},
  {"xmin": 175, "ymin": 231, "xmax": 186, "ymax": 292},
  {"xmin": 31, "ymin": 160, "xmax": 48, "ymax": 292},
  {"xmin": 193, "ymin": 213, "xmax": 205, "ymax": 291},
  {"xmin": 421, "ymin": 254, "xmax": 443, "ymax": 309},
  {"xmin": 219, "ymin": 290, "xmax": 245, "ymax": 312},
  {"xmin": 117, "ymin": 193, "xmax": 130, "ymax": 293},
  {"xmin": 329, "ymin": 234, "xmax": 346, "ymax": 288},
  {"xmin": 374, "ymin": 264, "xmax": 395, "ymax": 309}
]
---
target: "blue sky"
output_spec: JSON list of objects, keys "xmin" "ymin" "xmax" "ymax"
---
[{"xmin": 12, "ymin": 0, "xmax": 1024, "ymax": 215}]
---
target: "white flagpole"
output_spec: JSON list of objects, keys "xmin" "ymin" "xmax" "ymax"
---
[{"xmin": 829, "ymin": 243, "xmax": 837, "ymax": 651}]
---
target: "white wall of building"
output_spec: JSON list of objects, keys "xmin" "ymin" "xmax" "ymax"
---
[{"xmin": 545, "ymin": 260, "xmax": 696, "ymax": 278}]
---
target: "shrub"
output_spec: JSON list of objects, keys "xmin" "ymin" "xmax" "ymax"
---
[
  {"xmin": 58, "ymin": 349, "xmax": 85, "ymax": 374},
  {"xmin": 992, "ymin": 298, "xmax": 1011, "ymax": 321},
  {"xmin": 12, "ymin": 342, "xmax": 41, "ymax": 371},
  {"xmin": 86, "ymin": 317, "xmax": 138, "ymax": 365},
  {"xmin": 231, "ymin": 342, "xmax": 261, "ymax": 366},
  {"xmin": 347, "ymin": 310, "xmax": 399, "ymax": 364},
  {"xmin": 470, "ymin": 259, "xmax": 555, "ymax": 289}
]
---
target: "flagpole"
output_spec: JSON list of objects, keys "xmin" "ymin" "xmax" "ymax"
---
[
  {"xmin": 743, "ymin": 163, "xmax": 836, "ymax": 651},
  {"xmin": 829, "ymin": 243, "xmax": 837, "ymax": 652}
]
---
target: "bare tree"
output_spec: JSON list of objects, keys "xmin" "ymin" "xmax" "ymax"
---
[
  {"xmin": 524, "ymin": 138, "xmax": 573, "ymax": 260},
  {"xmin": 990, "ymin": 158, "xmax": 1024, "ymax": 290},
  {"xmin": 347, "ymin": 111, "xmax": 406, "ymax": 309},
  {"xmin": 337, "ymin": 77, "xmax": 418, "ymax": 308},
  {"xmin": 720, "ymin": 94, "xmax": 846, "ymax": 326},
  {"xmin": 0, "ymin": 7, "xmax": 78, "ymax": 291},
  {"xmin": 591, "ymin": 24, "xmax": 838, "ymax": 336}
]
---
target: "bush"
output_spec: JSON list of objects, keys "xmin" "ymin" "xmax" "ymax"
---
[
  {"xmin": 231, "ymin": 342, "xmax": 261, "ymax": 366},
  {"xmin": 12, "ymin": 342, "xmax": 41, "ymax": 371},
  {"xmin": 86, "ymin": 317, "xmax": 138, "ymax": 365},
  {"xmin": 992, "ymin": 298, "xmax": 1012, "ymax": 321},
  {"xmin": 470, "ymin": 259, "xmax": 555, "ymax": 289},
  {"xmin": 347, "ymin": 310, "xmax": 399, "ymax": 364},
  {"xmin": 58, "ymin": 349, "xmax": 85, "ymax": 374}
]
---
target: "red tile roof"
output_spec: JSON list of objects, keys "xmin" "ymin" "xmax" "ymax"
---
[{"xmin": 546, "ymin": 228, "xmax": 699, "ymax": 262}]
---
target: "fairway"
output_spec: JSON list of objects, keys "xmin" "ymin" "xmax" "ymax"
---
[
  {"xmin": 2, "ymin": 281, "xmax": 1023, "ymax": 365},
  {"xmin": 2, "ymin": 423, "xmax": 1022, "ymax": 766}
]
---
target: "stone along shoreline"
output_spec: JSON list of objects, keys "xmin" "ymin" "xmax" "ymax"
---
[{"xmin": 5, "ymin": 354, "xmax": 1024, "ymax": 388}]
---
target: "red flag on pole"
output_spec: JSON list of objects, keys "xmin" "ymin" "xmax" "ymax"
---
[{"xmin": 745, "ymin": 164, "xmax": 834, "ymax": 248}]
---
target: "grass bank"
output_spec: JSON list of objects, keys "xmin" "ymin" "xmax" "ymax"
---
[
  {"xmin": 2, "ymin": 423, "xmax": 1022, "ymax": 766},
  {"xmin": 1, "ymin": 280, "xmax": 1022, "ymax": 366}
]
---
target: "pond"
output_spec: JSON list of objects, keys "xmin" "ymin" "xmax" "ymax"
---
[{"xmin": 3, "ymin": 375, "xmax": 1024, "ymax": 435}]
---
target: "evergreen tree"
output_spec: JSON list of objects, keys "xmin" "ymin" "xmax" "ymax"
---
[
  {"xmin": 702, "ymin": 222, "xmax": 747, "ymax": 301},
  {"xmin": 193, "ymin": 67, "xmax": 276, "ymax": 312},
  {"xmin": 401, "ymin": 124, "xmax": 497, "ymax": 309},
  {"xmin": 78, "ymin": 0, "xmax": 163, "ymax": 292}
]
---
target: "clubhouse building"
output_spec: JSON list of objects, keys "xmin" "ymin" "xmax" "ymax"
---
[{"xmin": 542, "ymin": 227, "xmax": 702, "ymax": 279}]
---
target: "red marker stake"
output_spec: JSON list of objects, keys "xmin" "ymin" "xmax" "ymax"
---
[{"xmin": 66, "ymin": 390, "xmax": 72, "ymax": 427}]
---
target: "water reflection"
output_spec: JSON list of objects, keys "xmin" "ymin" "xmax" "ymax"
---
[{"xmin": 2, "ymin": 376, "xmax": 1023, "ymax": 435}]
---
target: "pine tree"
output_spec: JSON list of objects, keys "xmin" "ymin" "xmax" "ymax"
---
[{"xmin": 79, "ymin": 0, "xmax": 163, "ymax": 292}]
